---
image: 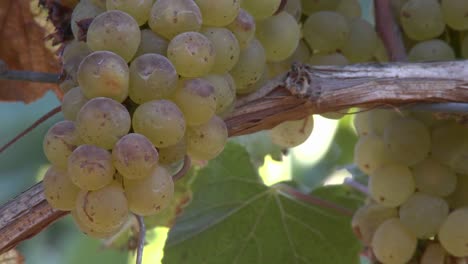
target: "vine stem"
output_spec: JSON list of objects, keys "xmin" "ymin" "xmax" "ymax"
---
[{"xmin": 135, "ymin": 214, "xmax": 146, "ymax": 264}]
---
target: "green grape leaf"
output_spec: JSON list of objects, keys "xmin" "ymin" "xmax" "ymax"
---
[
  {"xmin": 163, "ymin": 143, "xmax": 361, "ymax": 264},
  {"xmin": 230, "ymin": 131, "xmax": 283, "ymax": 167},
  {"xmin": 312, "ymin": 185, "xmax": 365, "ymax": 212}
]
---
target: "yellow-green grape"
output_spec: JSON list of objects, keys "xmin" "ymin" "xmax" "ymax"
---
[
  {"xmin": 167, "ymin": 32, "xmax": 216, "ymax": 78},
  {"xmin": 374, "ymin": 37, "xmax": 389, "ymax": 62},
  {"xmin": 368, "ymin": 109, "xmax": 400, "ymax": 136},
  {"xmin": 309, "ymin": 53, "xmax": 349, "ymax": 66},
  {"xmin": 75, "ymin": 184, "xmax": 128, "ymax": 232},
  {"xmin": 67, "ymin": 145, "xmax": 115, "ymax": 190},
  {"xmin": 89, "ymin": 0, "xmax": 106, "ymax": 8},
  {"xmin": 148, "ymin": 0, "xmax": 202, "ymax": 40},
  {"xmin": 43, "ymin": 120, "xmax": 81, "ymax": 169},
  {"xmin": 173, "ymin": 78, "xmax": 216, "ymax": 126},
  {"xmin": 203, "ymin": 74, "xmax": 236, "ymax": 115},
  {"xmin": 371, "ymin": 218, "xmax": 417, "ymax": 264},
  {"xmin": 383, "ymin": 117, "xmax": 431, "ymax": 166},
  {"xmin": 450, "ymin": 141, "xmax": 468, "ymax": 175},
  {"xmin": 124, "ymin": 166, "xmax": 174, "ymax": 216},
  {"xmin": 158, "ymin": 139, "xmax": 187, "ymax": 165},
  {"xmin": 270, "ymin": 116, "xmax": 314, "ymax": 148},
  {"xmin": 134, "ymin": 29, "xmax": 169, "ymax": 57},
  {"xmin": 369, "ymin": 164, "xmax": 415, "ymax": 207},
  {"xmin": 351, "ymin": 203, "xmax": 398, "ymax": 245},
  {"xmin": 399, "ymin": 193, "xmax": 449, "ymax": 238},
  {"xmin": 256, "ymin": 12, "xmax": 300, "ymax": 62},
  {"xmin": 284, "ymin": 0, "xmax": 302, "ymax": 21},
  {"xmin": 354, "ymin": 134, "xmax": 394, "ymax": 175},
  {"xmin": 59, "ymin": 78, "xmax": 78, "ymax": 94},
  {"xmin": 201, "ymin": 27, "xmax": 240, "ymax": 73},
  {"xmin": 61, "ymin": 87, "xmax": 88, "ymax": 121},
  {"xmin": 400, "ymin": 0, "xmax": 445, "ymax": 41},
  {"xmin": 77, "ymin": 51, "xmax": 129, "ymax": 102},
  {"xmin": 106, "ymin": 0, "xmax": 153, "ymax": 26},
  {"xmin": 408, "ymin": 39, "xmax": 455, "ymax": 62},
  {"xmin": 129, "ymin": 53, "xmax": 178, "ymax": 104},
  {"xmin": 301, "ymin": 0, "xmax": 340, "ymax": 15},
  {"xmin": 268, "ymin": 40, "xmax": 311, "ymax": 77},
  {"xmin": 86, "ymin": 10, "xmax": 141, "ymax": 62},
  {"xmin": 43, "ymin": 166, "xmax": 80, "ymax": 210},
  {"xmin": 237, "ymin": 67, "xmax": 268, "ymax": 95},
  {"xmin": 132, "ymin": 100, "xmax": 186, "ymax": 148},
  {"xmin": 71, "ymin": 0, "xmax": 104, "ymax": 40},
  {"xmin": 441, "ymin": 0, "xmax": 468, "ymax": 30},
  {"xmin": 112, "ymin": 133, "xmax": 159, "ymax": 180},
  {"xmin": 463, "ymin": 35, "xmax": 468, "ymax": 59},
  {"xmin": 336, "ymin": 0, "xmax": 362, "ymax": 19},
  {"xmin": 447, "ymin": 174, "xmax": 468, "ymax": 209},
  {"xmin": 412, "ymin": 158, "xmax": 457, "ymax": 197},
  {"xmin": 431, "ymin": 123, "xmax": 468, "ymax": 166},
  {"xmin": 421, "ymin": 243, "xmax": 447, "ymax": 264},
  {"xmin": 71, "ymin": 210, "xmax": 116, "ymax": 238},
  {"xmin": 230, "ymin": 38, "xmax": 266, "ymax": 91},
  {"xmin": 303, "ymin": 11, "xmax": 349, "ymax": 53},
  {"xmin": 186, "ymin": 116, "xmax": 228, "ymax": 160},
  {"xmin": 62, "ymin": 40, "xmax": 91, "ymax": 81},
  {"xmin": 353, "ymin": 110, "xmax": 372, "ymax": 136},
  {"xmin": 195, "ymin": 0, "xmax": 240, "ymax": 26},
  {"xmin": 439, "ymin": 208, "xmax": 468, "ymax": 257},
  {"xmin": 76, "ymin": 97, "xmax": 131, "ymax": 149},
  {"xmin": 241, "ymin": 0, "xmax": 281, "ymax": 21},
  {"xmin": 341, "ymin": 18, "xmax": 378, "ymax": 63},
  {"xmin": 227, "ymin": 9, "xmax": 256, "ymax": 50}
]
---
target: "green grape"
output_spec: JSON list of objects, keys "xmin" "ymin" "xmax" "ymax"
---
[
  {"xmin": 341, "ymin": 18, "xmax": 378, "ymax": 63},
  {"xmin": 195, "ymin": 0, "xmax": 240, "ymax": 26},
  {"xmin": 86, "ymin": 10, "xmax": 141, "ymax": 62},
  {"xmin": 283, "ymin": 0, "xmax": 302, "ymax": 21},
  {"xmin": 303, "ymin": 11, "xmax": 349, "ymax": 53},
  {"xmin": 431, "ymin": 123, "xmax": 468, "ymax": 166},
  {"xmin": 353, "ymin": 110, "xmax": 372, "ymax": 136},
  {"xmin": 77, "ymin": 51, "xmax": 129, "ymax": 102},
  {"xmin": 447, "ymin": 174, "xmax": 468, "ymax": 209},
  {"xmin": 61, "ymin": 87, "xmax": 88, "ymax": 121},
  {"xmin": 129, "ymin": 53, "xmax": 178, "ymax": 104},
  {"xmin": 301, "ymin": 0, "xmax": 340, "ymax": 15},
  {"xmin": 68, "ymin": 145, "xmax": 115, "ymax": 190},
  {"xmin": 70, "ymin": 0, "xmax": 104, "ymax": 40},
  {"xmin": 412, "ymin": 158, "xmax": 457, "ymax": 197},
  {"xmin": 336, "ymin": 0, "xmax": 362, "ymax": 19},
  {"xmin": 158, "ymin": 139, "xmax": 187, "ymax": 165},
  {"xmin": 229, "ymin": 38, "xmax": 266, "ymax": 91},
  {"xmin": 132, "ymin": 100, "xmax": 186, "ymax": 148},
  {"xmin": 308, "ymin": 53, "xmax": 349, "ymax": 66},
  {"xmin": 134, "ymin": 29, "xmax": 169, "ymax": 57},
  {"xmin": 43, "ymin": 166, "xmax": 80, "ymax": 211},
  {"xmin": 383, "ymin": 117, "xmax": 431, "ymax": 166},
  {"xmin": 106, "ymin": 0, "xmax": 153, "ymax": 26},
  {"xmin": 354, "ymin": 134, "xmax": 394, "ymax": 175},
  {"xmin": 399, "ymin": 193, "xmax": 449, "ymax": 238},
  {"xmin": 236, "ymin": 67, "xmax": 268, "ymax": 95},
  {"xmin": 89, "ymin": 0, "xmax": 106, "ymax": 8},
  {"xmin": 371, "ymin": 218, "xmax": 417, "ymax": 264},
  {"xmin": 408, "ymin": 39, "xmax": 455, "ymax": 62},
  {"xmin": 76, "ymin": 97, "xmax": 131, "ymax": 149},
  {"xmin": 400, "ymin": 0, "xmax": 445, "ymax": 41},
  {"xmin": 112, "ymin": 133, "xmax": 159, "ymax": 180},
  {"xmin": 148, "ymin": 0, "xmax": 202, "ymax": 40},
  {"xmin": 463, "ymin": 35, "xmax": 468, "ymax": 59},
  {"xmin": 369, "ymin": 164, "xmax": 415, "ymax": 207},
  {"xmin": 441, "ymin": 0, "xmax": 468, "ymax": 30},
  {"xmin": 420, "ymin": 243, "xmax": 447, "ymax": 264},
  {"xmin": 240, "ymin": 0, "xmax": 281, "ymax": 21},
  {"xmin": 62, "ymin": 40, "xmax": 91, "ymax": 81},
  {"xmin": 71, "ymin": 210, "xmax": 116, "ymax": 238},
  {"xmin": 351, "ymin": 203, "xmax": 398, "ymax": 245},
  {"xmin": 227, "ymin": 9, "xmax": 256, "ymax": 50},
  {"xmin": 270, "ymin": 116, "xmax": 314, "ymax": 148},
  {"xmin": 167, "ymin": 32, "xmax": 216, "ymax": 78},
  {"xmin": 256, "ymin": 12, "xmax": 300, "ymax": 62},
  {"xmin": 43, "ymin": 120, "xmax": 81, "ymax": 169},
  {"xmin": 374, "ymin": 37, "xmax": 389, "ymax": 62},
  {"xmin": 439, "ymin": 208, "xmax": 468, "ymax": 257},
  {"xmin": 268, "ymin": 40, "xmax": 311, "ymax": 77},
  {"xmin": 173, "ymin": 78, "xmax": 217, "ymax": 126},
  {"xmin": 203, "ymin": 74, "xmax": 236, "ymax": 115},
  {"xmin": 124, "ymin": 166, "xmax": 174, "ymax": 216},
  {"xmin": 368, "ymin": 109, "xmax": 400, "ymax": 136},
  {"xmin": 75, "ymin": 183, "xmax": 128, "ymax": 232},
  {"xmin": 320, "ymin": 111, "xmax": 347, "ymax": 120},
  {"xmin": 201, "ymin": 27, "xmax": 240, "ymax": 73},
  {"xmin": 390, "ymin": 0, "xmax": 409, "ymax": 24},
  {"xmin": 186, "ymin": 116, "xmax": 228, "ymax": 160},
  {"xmin": 59, "ymin": 78, "xmax": 78, "ymax": 94}
]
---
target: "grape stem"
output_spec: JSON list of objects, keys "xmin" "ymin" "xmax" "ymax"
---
[
  {"xmin": 135, "ymin": 214, "xmax": 146, "ymax": 264},
  {"xmin": 172, "ymin": 156, "xmax": 192, "ymax": 182},
  {"xmin": 0, "ymin": 60, "xmax": 60, "ymax": 84},
  {"xmin": 344, "ymin": 178, "xmax": 369, "ymax": 196}
]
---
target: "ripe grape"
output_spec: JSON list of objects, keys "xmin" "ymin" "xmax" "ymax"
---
[
  {"xmin": 173, "ymin": 78, "xmax": 217, "ymax": 126},
  {"xmin": 268, "ymin": 40, "xmax": 311, "ymax": 77},
  {"xmin": 194, "ymin": 0, "xmax": 240, "ymax": 26},
  {"xmin": 158, "ymin": 139, "xmax": 187, "ymax": 165},
  {"xmin": 186, "ymin": 116, "xmax": 228, "ymax": 161},
  {"xmin": 371, "ymin": 218, "xmax": 417, "ymax": 264},
  {"xmin": 369, "ymin": 164, "xmax": 415, "ymax": 207},
  {"xmin": 431, "ymin": 122, "xmax": 468, "ymax": 166},
  {"xmin": 134, "ymin": 29, "xmax": 169, "ymax": 57},
  {"xmin": 439, "ymin": 208, "xmax": 468, "ymax": 257},
  {"xmin": 351, "ymin": 203, "xmax": 398, "ymax": 245},
  {"xmin": 420, "ymin": 243, "xmax": 447, "ymax": 264},
  {"xmin": 124, "ymin": 166, "xmax": 174, "ymax": 216},
  {"xmin": 43, "ymin": 166, "xmax": 80, "ymax": 211},
  {"xmin": 353, "ymin": 111, "xmax": 372, "ymax": 136},
  {"xmin": 201, "ymin": 27, "xmax": 240, "ymax": 73},
  {"xmin": 256, "ymin": 12, "xmax": 300, "ymax": 62},
  {"xmin": 341, "ymin": 18, "xmax": 378, "ymax": 63},
  {"xmin": 148, "ymin": 0, "xmax": 202, "ymax": 40},
  {"xmin": 270, "ymin": 116, "xmax": 314, "ymax": 148},
  {"xmin": 61, "ymin": 87, "xmax": 88, "ymax": 121},
  {"xmin": 441, "ymin": 0, "xmax": 468, "ymax": 30},
  {"xmin": 283, "ymin": 0, "xmax": 302, "ymax": 21},
  {"xmin": 106, "ymin": 0, "xmax": 153, "ymax": 26},
  {"xmin": 354, "ymin": 134, "xmax": 394, "ymax": 175},
  {"xmin": 76, "ymin": 97, "xmax": 131, "ymax": 149},
  {"xmin": 309, "ymin": 53, "xmax": 349, "ymax": 66},
  {"xmin": 68, "ymin": 145, "xmax": 115, "ymax": 191},
  {"xmin": 59, "ymin": 78, "xmax": 78, "ymax": 94},
  {"xmin": 77, "ymin": 51, "xmax": 129, "ymax": 102},
  {"xmin": 399, "ymin": 193, "xmax": 449, "ymax": 238},
  {"xmin": 301, "ymin": 0, "xmax": 340, "ymax": 15},
  {"xmin": 412, "ymin": 158, "xmax": 457, "ymax": 197},
  {"xmin": 447, "ymin": 174, "xmax": 468, "ymax": 209},
  {"xmin": 303, "ymin": 11, "xmax": 349, "ymax": 53},
  {"xmin": 132, "ymin": 100, "xmax": 186, "ymax": 148},
  {"xmin": 400, "ymin": 0, "xmax": 445, "ymax": 41},
  {"xmin": 374, "ymin": 38, "xmax": 389, "ymax": 62},
  {"xmin": 71, "ymin": 210, "xmax": 116, "ymax": 238},
  {"xmin": 229, "ymin": 39, "xmax": 266, "ymax": 91},
  {"xmin": 71, "ymin": 0, "xmax": 104, "ymax": 40},
  {"xmin": 62, "ymin": 40, "xmax": 91, "ymax": 81},
  {"xmin": 227, "ymin": 9, "xmax": 256, "ymax": 50},
  {"xmin": 112, "ymin": 133, "xmax": 159, "ymax": 180},
  {"xmin": 240, "ymin": 0, "xmax": 281, "ymax": 21},
  {"xmin": 167, "ymin": 32, "xmax": 216, "ymax": 78},
  {"xmin": 203, "ymin": 74, "xmax": 236, "ymax": 115},
  {"xmin": 43, "ymin": 120, "xmax": 81, "ymax": 169},
  {"xmin": 129, "ymin": 53, "xmax": 178, "ymax": 104},
  {"xmin": 336, "ymin": 0, "xmax": 362, "ymax": 19},
  {"xmin": 368, "ymin": 109, "xmax": 400, "ymax": 136},
  {"xmin": 408, "ymin": 39, "xmax": 455, "ymax": 62},
  {"xmin": 450, "ymin": 142, "xmax": 468, "ymax": 175}
]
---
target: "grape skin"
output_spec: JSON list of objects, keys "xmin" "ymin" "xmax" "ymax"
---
[
  {"xmin": 431, "ymin": 123, "xmax": 468, "ymax": 167},
  {"xmin": 369, "ymin": 164, "xmax": 415, "ymax": 207},
  {"xmin": 283, "ymin": 0, "xmax": 302, "ymax": 21},
  {"xmin": 158, "ymin": 139, "xmax": 187, "ymax": 165},
  {"xmin": 270, "ymin": 116, "xmax": 314, "ymax": 148},
  {"xmin": 106, "ymin": 0, "xmax": 153, "ymax": 26},
  {"xmin": 303, "ymin": 11, "xmax": 349, "ymax": 53},
  {"xmin": 186, "ymin": 116, "xmax": 228, "ymax": 161},
  {"xmin": 227, "ymin": 9, "xmax": 256, "ymax": 50},
  {"xmin": 400, "ymin": 0, "xmax": 445, "ymax": 41},
  {"xmin": 341, "ymin": 18, "xmax": 378, "ymax": 63},
  {"xmin": 43, "ymin": 120, "xmax": 81, "ymax": 169},
  {"xmin": 308, "ymin": 53, "xmax": 349, "ymax": 66},
  {"xmin": 336, "ymin": 0, "xmax": 362, "ymax": 19},
  {"xmin": 229, "ymin": 39, "xmax": 266, "ymax": 91},
  {"xmin": 300, "ymin": 0, "xmax": 340, "ymax": 15},
  {"xmin": 43, "ymin": 166, "xmax": 80, "ymax": 211},
  {"xmin": 420, "ymin": 243, "xmax": 447, "ymax": 264},
  {"xmin": 134, "ymin": 29, "xmax": 169, "ymax": 57},
  {"xmin": 201, "ymin": 27, "xmax": 240, "ymax": 74},
  {"xmin": 70, "ymin": 1, "xmax": 104, "ymax": 40},
  {"xmin": 368, "ymin": 109, "xmax": 400, "ymax": 136},
  {"xmin": 203, "ymin": 74, "xmax": 236, "ymax": 115},
  {"xmin": 353, "ymin": 134, "xmax": 394, "ymax": 175},
  {"xmin": 441, "ymin": 0, "xmax": 468, "ymax": 31},
  {"xmin": 408, "ymin": 39, "xmax": 455, "ymax": 62},
  {"xmin": 351, "ymin": 203, "xmax": 398, "ymax": 245},
  {"xmin": 439, "ymin": 208, "xmax": 468, "ymax": 257},
  {"xmin": 412, "ymin": 158, "xmax": 457, "ymax": 197},
  {"xmin": 61, "ymin": 87, "xmax": 88, "ymax": 121},
  {"xmin": 71, "ymin": 210, "xmax": 116, "ymax": 238},
  {"xmin": 194, "ymin": 0, "xmax": 240, "ymax": 26},
  {"xmin": 241, "ymin": 0, "xmax": 281, "ymax": 21},
  {"xmin": 447, "ymin": 174, "xmax": 468, "ymax": 209}
]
